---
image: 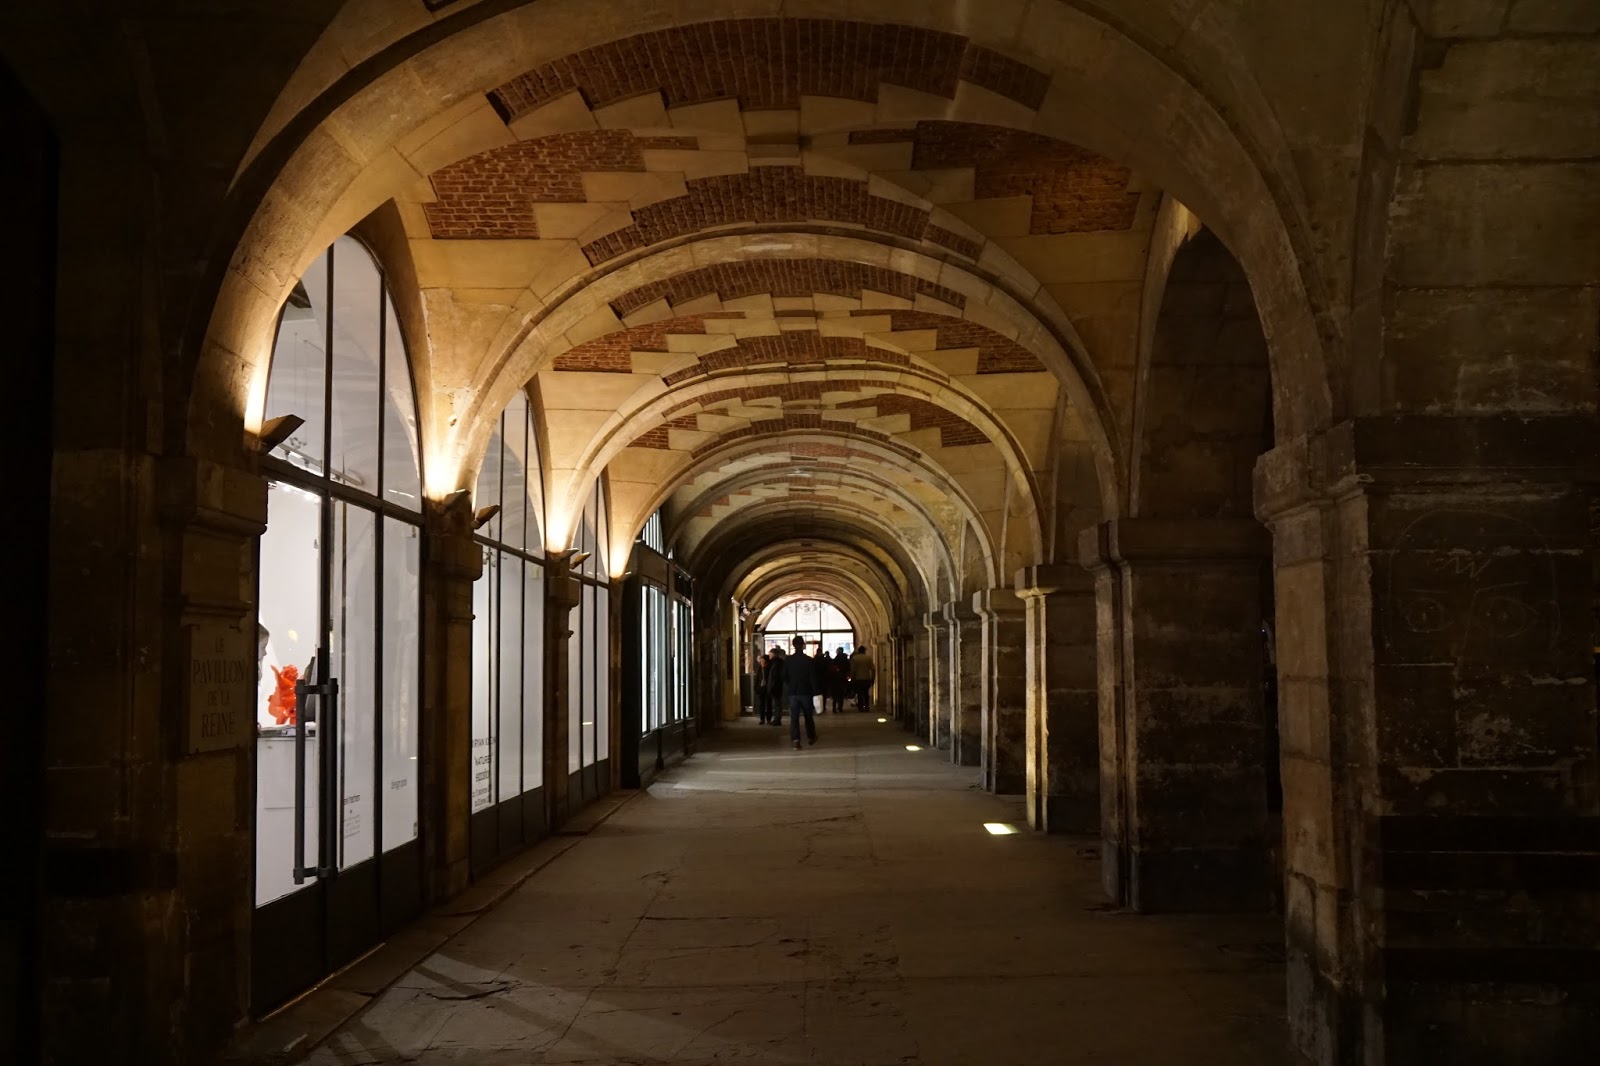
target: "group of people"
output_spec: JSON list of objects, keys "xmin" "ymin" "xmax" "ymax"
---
[{"xmin": 753, "ymin": 639, "xmax": 876, "ymax": 750}]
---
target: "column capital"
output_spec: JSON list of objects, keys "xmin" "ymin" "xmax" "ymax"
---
[
  {"xmin": 156, "ymin": 453, "xmax": 267, "ymax": 537},
  {"xmin": 922, "ymin": 609, "xmax": 949, "ymax": 631},
  {"xmin": 1077, "ymin": 517, "xmax": 1268, "ymax": 571},
  {"xmin": 1013, "ymin": 563, "xmax": 1093, "ymax": 598},
  {"xmin": 1254, "ymin": 414, "xmax": 1600, "ymax": 522},
  {"xmin": 422, "ymin": 497, "xmax": 484, "ymax": 583},
  {"xmin": 942, "ymin": 599, "xmax": 981, "ymax": 624},
  {"xmin": 972, "ymin": 586, "xmax": 1025, "ymax": 618}
]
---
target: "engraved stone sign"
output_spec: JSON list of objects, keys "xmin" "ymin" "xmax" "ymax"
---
[{"xmin": 187, "ymin": 624, "xmax": 251, "ymax": 754}]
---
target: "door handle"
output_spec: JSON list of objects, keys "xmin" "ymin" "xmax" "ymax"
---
[{"xmin": 292, "ymin": 677, "xmax": 340, "ymax": 884}]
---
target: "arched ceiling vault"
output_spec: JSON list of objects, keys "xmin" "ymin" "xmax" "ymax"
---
[
  {"xmin": 734, "ymin": 549, "xmax": 907, "ymax": 641},
  {"xmin": 701, "ymin": 499, "xmax": 953, "ymax": 601},
  {"xmin": 205, "ymin": 8, "xmax": 1337, "ymax": 613},
  {"xmin": 702, "ymin": 525, "xmax": 926, "ymax": 614},
  {"xmin": 646, "ymin": 431, "xmax": 1008, "ymax": 585}
]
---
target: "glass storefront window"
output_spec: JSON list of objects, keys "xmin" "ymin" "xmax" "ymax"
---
[
  {"xmin": 381, "ymin": 519, "xmax": 420, "ymax": 850},
  {"xmin": 331, "ymin": 500, "xmax": 377, "ymax": 870},
  {"xmin": 255, "ymin": 234, "xmax": 426, "ymax": 921},
  {"xmin": 758, "ymin": 597, "xmax": 855, "ymax": 657},
  {"xmin": 470, "ymin": 389, "xmax": 547, "ymax": 841}
]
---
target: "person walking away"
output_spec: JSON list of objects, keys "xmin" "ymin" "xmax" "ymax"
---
[
  {"xmin": 849, "ymin": 645, "xmax": 875, "ymax": 712},
  {"xmin": 828, "ymin": 648, "xmax": 849, "ymax": 713},
  {"xmin": 810, "ymin": 647, "xmax": 828, "ymax": 720},
  {"xmin": 754, "ymin": 652, "xmax": 771, "ymax": 724},
  {"xmin": 785, "ymin": 635, "xmax": 818, "ymax": 749},
  {"xmin": 767, "ymin": 646, "xmax": 787, "ymax": 725}
]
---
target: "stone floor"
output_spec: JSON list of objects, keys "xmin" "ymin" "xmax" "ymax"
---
[{"xmin": 305, "ymin": 715, "xmax": 1298, "ymax": 1065}]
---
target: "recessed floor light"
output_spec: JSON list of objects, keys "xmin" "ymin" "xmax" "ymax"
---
[
  {"xmin": 905, "ymin": 744, "xmax": 922, "ymax": 752},
  {"xmin": 983, "ymin": 822, "xmax": 1020, "ymax": 836},
  {"xmin": 876, "ymin": 717, "xmax": 887, "ymax": 723}
]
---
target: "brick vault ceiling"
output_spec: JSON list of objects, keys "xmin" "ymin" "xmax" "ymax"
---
[{"xmin": 387, "ymin": 17, "xmax": 1150, "ymax": 578}]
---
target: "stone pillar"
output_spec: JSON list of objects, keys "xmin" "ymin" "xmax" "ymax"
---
[
  {"xmin": 1080, "ymin": 518, "xmax": 1273, "ymax": 912},
  {"xmin": 420, "ymin": 496, "xmax": 482, "ymax": 901},
  {"xmin": 44, "ymin": 451, "xmax": 265, "ymax": 1064},
  {"xmin": 975, "ymin": 588, "xmax": 1027, "ymax": 794},
  {"xmin": 1015, "ymin": 566, "xmax": 1099, "ymax": 832},
  {"xmin": 907, "ymin": 625, "xmax": 930, "ymax": 736},
  {"xmin": 543, "ymin": 553, "xmax": 583, "ymax": 827},
  {"xmin": 1257, "ymin": 416, "xmax": 1600, "ymax": 1066},
  {"xmin": 924, "ymin": 610, "xmax": 952, "ymax": 750},
  {"xmin": 945, "ymin": 600, "xmax": 984, "ymax": 766}
]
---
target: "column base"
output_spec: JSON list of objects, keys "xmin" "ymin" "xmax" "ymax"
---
[
  {"xmin": 1127, "ymin": 845, "xmax": 1270, "ymax": 913},
  {"xmin": 1042, "ymin": 793, "xmax": 1098, "ymax": 835}
]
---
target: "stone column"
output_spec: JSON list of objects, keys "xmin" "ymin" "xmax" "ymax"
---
[
  {"xmin": 1257, "ymin": 416, "xmax": 1600, "ymax": 1066},
  {"xmin": 945, "ymin": 600, "xmax": 984, "ymax": 766},
  {"xmin": 44, "ymin": 451, "xmax": 265, "ymax": 1063},
  {"xmin": 420, "ymin": 495, "xmax": 482, "ymax": 901},
  {"xmin": 1015, "ymin": 566, "xmax": 1099, "ymax": 832},
  {"xmin": 923, "ymin": 610, "xmax": 952, "ymax": 750},
  {"xmin": 907, "ymin": 625, "xmax": 930, "ymax": 737},
  {"xmin": 975, "ymin": 588, "xmax": 1027, "ymax": 794},
  {"xmin": 1080, "ymin": 518, "xmax": 1273, "ymax": 912},
  {"xmin": 543, "ymin": 553, "xmax": 583, "ymax": 827}
]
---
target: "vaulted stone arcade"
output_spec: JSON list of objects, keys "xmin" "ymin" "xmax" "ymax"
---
[{"xmin": 3, "ymin": 3, "xmax": 1596, "ymax": 1064}]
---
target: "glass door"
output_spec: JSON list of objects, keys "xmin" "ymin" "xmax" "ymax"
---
[{"xmin": 251, "ymin": 235, "xmax": 424, "ymax": 1013}]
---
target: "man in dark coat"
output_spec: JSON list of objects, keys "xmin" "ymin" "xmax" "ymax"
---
[
  {"xmin": 785, "ymin": 635, "xmax": 818, "ymax": 749},
  {"xmin": 766, "ymin": 646, "xmax": 786, "ymax": 725}
]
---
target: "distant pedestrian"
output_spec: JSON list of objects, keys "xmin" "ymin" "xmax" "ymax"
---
[
  {"xmin": 849, "ymin": 645, "xmax": 875, "ymax": 712},
  {"xmin": 827, "ymin": 648, "xmax": 849, "ymax": 713},
  {"xmin": 785, "ymin": 635, "xmax": 818, "ymax": 749},
  {"xmin": 766, "ymin": 646, "xmax": 787, "ymax": 725},
  {"xmin": 754, "ymin": 653, "xmax": 772, "ymax": 724}
]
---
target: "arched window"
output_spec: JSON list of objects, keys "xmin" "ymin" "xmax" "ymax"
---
[
  {"xmin": 251, "ymin": 235, "xmax": 425, "ymax": 1011},
  {"xmin": 758, "ymin": 597, "xmax": 856, "ymax": 656},
  {"xmin": 567, "ymin": 478, "xmax": 611, "ymax": 804},
  {"xmin": 469, "ymin": 390, "xmax": 548, "ymax": 869}
]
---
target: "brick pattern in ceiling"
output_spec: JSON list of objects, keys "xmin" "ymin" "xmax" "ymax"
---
[
  {"xmin": 911, "ymin": 122, "xmax": 1140, "ymax": 235},
  {"xmin": 553, "ymin": 311, "xmax": 1044, "ymax": 378},
  {"xmin": 423, "ymin": 130, "xmax": 646, "ymax": 239},
  {"xmin": 690, "ymin": 413, "xmax": 919, "ymax": 461},
  {"xmin": 551, "ymin": 313, "xmax": 745, "ymax": 372},
  {"xmin": 660, "ymin": 333, "xmax": 912, "ymax": 385},
  {"xmin": 851, "ymin": 310, "xmax": 1045, "ymax": 374},
  {"xmin": 579, "ymin": 167, "xmax": 982, "ymax": 265},
  {"xmin": 610, "ymin": 259, "xmax": 966, "ymax": 318},
  {"xmin": 835, "ymin": 394, "xmax": 989, "ymax": 447},
  {"xmin": 839, "ymin": 121, "xmax": 1141, "ymax": 235},
  {"xmin": 645, "ymin": 380, "xmax": 991, "ymax": 451},
  {"xmin": 488, "ymin": 20, "xmax": 1049, "ymax": 121}
]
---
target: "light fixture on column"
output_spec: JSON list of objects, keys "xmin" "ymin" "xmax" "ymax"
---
[
  {"xmin": 472, "ymin": 504, "xmax": 501, "ymax": 530},
  {"xmin": 567, "ymin": 550, "xmax": 591, "ymax": 568},
  {"xmin": 441, "ymin": 487, "xmax": 471, "ymax": 519},
  {"xmin": 255, "ymin": 414, "xmax": 303, "ymax": 454}
]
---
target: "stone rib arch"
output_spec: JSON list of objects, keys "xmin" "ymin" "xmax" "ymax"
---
[
  {"xmin": 460, "ymin": 234, "xmax": 1116, "ymax": 511},
  {"xmin": 618, "ymin": 427, "xmax": 991, "ymax": 587},
  {"xmin": 665, "ymin": 461, "xmax": 991, "ymax": 597},
  {"xmin": 730, "ymin": 540, "xmax": 916, "ymax": 619},
  {"xmin": 555, "ymin": 366, "xmax": 1044, "ymax": 571},
  {"xmin": 688, "ymin": 495, "xmax": 955, "ymax": 599},
  {"xmin": 195, "ymin": 5, "xmax": 1337, "ymax": 495},
  {"xmin": 726, "ymin": 550, "xmax": 910, "ymax": 651},
  {"xmin": 669, "ymin": 463, "xmax": 973, "ymax": 554},
  {"xmin": 695, "ymin": 516, "xmax": 936, "ymax": 612}
]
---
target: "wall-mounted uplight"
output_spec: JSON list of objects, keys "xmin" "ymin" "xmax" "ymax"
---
[
  {"xmin": 568, "ymin": 550, "xmax": 592, "ymax": 568},
  {"xmin": 983, "ymin": 823, "xmax": 1020, "ymax": 836},
  {"xmin": 905, "ymin": 744, "xmax": 922, "ymax": 752},
  {"xmin": 255, "ymin": 414, "xmax": 304, "ymax": 454},
  {"xmin": 473, "ymin": 504, "xmax": 501, "ymax": 530}
]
